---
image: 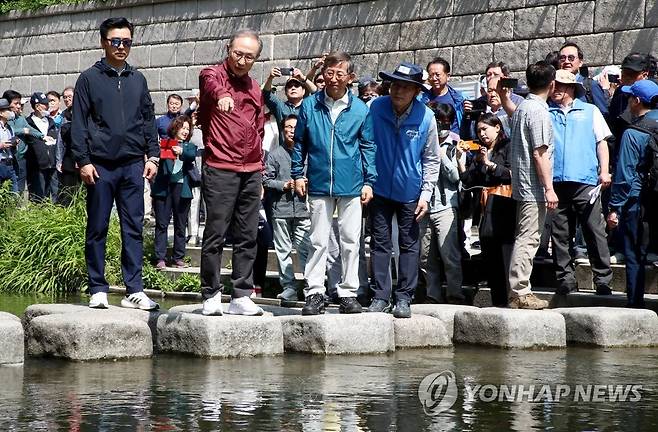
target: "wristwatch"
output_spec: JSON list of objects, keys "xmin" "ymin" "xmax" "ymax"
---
[{"xmin": 147, "ymin": 156, "xmax": 160, "ymax": 167}]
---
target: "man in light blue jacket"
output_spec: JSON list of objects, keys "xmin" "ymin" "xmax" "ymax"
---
[
  {"xmin": 291, "ymin": 51, "xmax": 377, "ymax": 315},
  {"xmin": 367, "ymin": 63, "xmax": 440, "ymax": 318}
]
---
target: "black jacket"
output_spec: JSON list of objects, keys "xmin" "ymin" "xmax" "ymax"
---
[
  {"xmin": 25, "ymin": 114, "xmax": 57, "ymax": 170},
  {"xmin": 71, "ymin": 58, "xmax": 159, "ymax": 166}
]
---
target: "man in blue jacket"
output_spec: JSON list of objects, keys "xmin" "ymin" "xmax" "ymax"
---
[
  {"xmin": 367, "ymin": 63, "xmax": 440, "ymax": 318},
  {"xmin": 291, "ymin": 51, "xmax": 376, "ymax": 315},
  {"xmin": 420, "ymin": 57, "xmax": 465, "ymax": 134},
  {"xmin": 71, "ymin": 17, "xmax": 160, "ymax": 311},
  {"xmin": 607, "ymin": 80, "xmax": 658, "ymax": 308}
]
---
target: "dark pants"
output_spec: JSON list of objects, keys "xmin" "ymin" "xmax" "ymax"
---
[
  {"xmin": 369, "ymin": 195, "xmax": 420, "ymax": 303},
  {"xmin": 621, "ymin": 197, "xmax": 646, "ymax": 308},
  {"xmin": 0, "ymin": 162, "xmax": 18, "ymax": 192},
  {"xmin": 551, "ymin": 182, "xmax": 612, "ymax": 289},
  {"xmin": 480, "ymin": 237, "xmax": 513, "ymax": 307},
  {"xmin": 153, "ymin": 183, "xmax": 191, "ymax": 262},
  {"xmin": 86, "ymin": 160, "xmax": 145, "ymax": 295},
  {"xmin": 200, "ymin": 167, "xmax": 261, "ymax": 299},
  {"xmin": 254, "ymin": 212, "xmax": 273, "ymax": 287},
  {"xmin": 16, "ymin": 157, "xmax": 26, "ymax": 193},
  {"xmin": 27, "ymin": 166, "xmax": 57, "ymax": 202},
  {"xmin": 57, "ymin": 170, "xmax": 82, "ymax": 206}
]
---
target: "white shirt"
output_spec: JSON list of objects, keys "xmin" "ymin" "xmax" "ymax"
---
[
  {"xmin": 591, "ymin": 105, "xmax": 612, "ymax": 142},
  {"xmin": 32, "ymin": 115, "xmax": 49, "ymax": 137},
  {"xmin": 324, "ymin": 90, "xmax": 350, "ymax": 124}
]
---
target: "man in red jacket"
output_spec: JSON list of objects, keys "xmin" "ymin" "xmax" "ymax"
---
[{"xmin": 198, "ymin": 29, "xmax": 266, "ymax": 316}]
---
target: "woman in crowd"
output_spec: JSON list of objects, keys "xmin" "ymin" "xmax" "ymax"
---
[
  {"xmin": 152, "ymin": 115, "xmax": 197, "ymax": 269},
  {"xmin": 461, "ymin": 113, "xmax": 515, "ymax": 307}
]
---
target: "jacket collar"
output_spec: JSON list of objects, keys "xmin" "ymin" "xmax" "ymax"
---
[
  {"xmin": 95, "ymin": 58, "xmax": 134, "ymax": 76},
  {"xmin": 548, "ymin": 97, "xmax": 585, "ymax": 112},
  {"xmin": 316, "ymin": 89, "xmax": 353, "ymax": 110},
  {"xmin": 221, "ymin": 60, "xmax": 251, "ymax": 85}
]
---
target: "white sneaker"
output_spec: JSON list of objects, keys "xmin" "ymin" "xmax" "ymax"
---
[
  {"xmin": 202, "ymin": 293, "xmax": 223, "ymax": 316},
  {"xmin": 610, "ymin": 252, "xmax": 625, "ymax": 264},
  {"xmin": 120, "ymin": 292, "xmax": 159, "ymax": 311},
  {"xmin": 89, "ymin": 292, "xmax": 109, "ymax": 309},
  {"xmin": 227, "ymin": 296, "xmax": 264, "ymax": 316}
]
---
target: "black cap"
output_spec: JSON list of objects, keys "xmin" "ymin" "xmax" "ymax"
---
[
  {"xmin": 30, "ymin": 92, "xmax": 48, "ymax": 106},
  {"xmin": 621, "ymin": 53, "xmax": 650, "ymax": 72},
  {"xmin": 379, "ymin": 62, "xmax": 425, "ymax": 88}
]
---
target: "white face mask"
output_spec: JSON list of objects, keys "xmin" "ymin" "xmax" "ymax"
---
[
  {"xmin": 438, "ymin": 129, "xmax": 450, "ymax": 140},
  {"xmin": 40, "ymin": 110, "xmax": 50, "ymax": 117}
]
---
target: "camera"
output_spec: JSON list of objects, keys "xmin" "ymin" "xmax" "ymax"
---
[
  {"xmin": 499, "ymin": 77, "xmax": 519, "ymax": 89},
  {"xmin": 608, "ymin": 74, "xmax": 620, "ymax": 84},
  {"xmin": 464, "ymin": 98, "xmax": 487, "ymax": 122},
  {"xmin": 279, "ymin": 67, "xmax": 293, "ymax": 76}
]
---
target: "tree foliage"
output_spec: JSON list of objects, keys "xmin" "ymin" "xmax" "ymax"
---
[{"xmin": 0, "ymin": 0, "xmax": 94, "ymax": 14}]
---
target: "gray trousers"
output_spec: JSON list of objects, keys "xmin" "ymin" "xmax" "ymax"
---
[
  {"xmin": 509, "ymin": 201, "xmax": 546, "ymax": 297},
  {"xmin": 551, "ymin": 182, "xmax": 612, "ymax": 288},
  {"xmin": 272, "ymin": 217, "xmax": 311, "ymax": 290}
]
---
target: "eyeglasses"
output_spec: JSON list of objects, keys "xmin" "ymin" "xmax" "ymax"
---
[
  {"xmin": 230, "ymin": 50, "xmax": 257, "ymax": 63},
  {"xmin": 106, "ymin": 38, "xmax": 132, "ymax": 48},
  {"xmin": 284, "ymin": 124, "xmax": 296, "ymax": 129},
  {"xmin": 428, "ymin": 72, "xmax": 445, "ymax": 78},
  {"xmin": 559, "ymin": 54, "xmax": 578, "ymax": 62},
  {"xmin": 324, "ymin": 70, "xmax": 348, "ymax": 80}
]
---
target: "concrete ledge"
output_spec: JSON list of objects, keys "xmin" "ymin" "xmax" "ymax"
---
[
  {"xmin": 279, "ymin": 313, "xmax": 395, "ymax": 354},
  {"xmin": 0, "ymin": 312, "xmax": 24, "ymax": 365},
  {"xmin": 410, "ymin": 304, "xmax": 480, "ymax": 337},
  {"xmin": 26, "ymin": 311, "xmax": 153, "ymax": 361},
  {"xmin": 157, "ymin": 305, "xmax": 283, "ymax": 358},
  {"xmin": 454, "ymin": 308, "xmax": 567, "ymax": 349},
  {"xmin": 394, "ymin": 314, "xmax": 452, "ymax": 349},
  {"xmin": 553, "ymin": 307, "xmax": 658, "ymax": 347}
]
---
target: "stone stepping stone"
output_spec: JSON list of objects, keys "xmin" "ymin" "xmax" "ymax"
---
[
  {"xmin": 394, "ymin": 314, "xmax": 452, "ymax": 349},
  {"xmin": 553, "ymin": 307, "xmax": 658, "ymax": 347},
  {"xmin": 0, "ymin": 312, "xmax": 24, "ymax": 365},
  {"xmin": 454, "ymin": 308, "xmax": 567, "ymax": 349},
  {"xmin": 26, "ymin": 310, "xmax": 153, "ymax": 361},
  {"xmin": 157, "ymin": 304, "xmax": 283, "ymax": 358},
  {"xmin": 411, "ymin": 304, "xmax": 480, "ymax": 338},
  {"xmin": 279, "ymin": 313, "xmax": 395, "ymax": 354}
]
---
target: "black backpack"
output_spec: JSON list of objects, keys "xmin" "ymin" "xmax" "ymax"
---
[{"xmin": 628, "ymin": 115, "xmax": 658, "ymax": 192}]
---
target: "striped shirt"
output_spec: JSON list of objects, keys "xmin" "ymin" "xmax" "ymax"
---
[{"xmin": 509, "ymin": 93, "xmax": 554, "ymax": 202}]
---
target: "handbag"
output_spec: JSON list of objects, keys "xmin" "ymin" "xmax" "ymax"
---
[{"xmin": 188, "ymin": 162, "xmax": 202, "ymax": 187}]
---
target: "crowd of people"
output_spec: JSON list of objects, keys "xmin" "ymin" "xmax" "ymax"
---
[{"xmin": 1, "ymin": 17, "xmax": 657, "ymax": 317}]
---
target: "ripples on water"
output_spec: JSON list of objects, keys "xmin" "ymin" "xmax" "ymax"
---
[{"xmin": 1, "ymin": 347, "xmax": 658, "ymax": 431}]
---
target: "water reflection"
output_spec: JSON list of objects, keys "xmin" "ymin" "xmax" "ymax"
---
[{"xmin": 1, "ymin": 347, "xmax": 658, "ymax": 431}]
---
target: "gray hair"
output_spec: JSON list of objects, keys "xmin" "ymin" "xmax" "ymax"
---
[{"xmin": 228, "ymin": 29, "xmax": 263, "ymax": 57}]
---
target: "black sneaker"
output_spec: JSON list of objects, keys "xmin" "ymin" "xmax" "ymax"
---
[
  {"xmin": 393, "ymin": 300, "xmax": 411, "ymax": 318},
  {"xmin": 367, "ymin": 298, "xmax": 391, "ymax": 313},
  {"xmin": 302, "ymin": 294, "xmax": 325, "ymax": 315},
  {"xmin": 339, "ymin": 297, "xmax": 362, "ymax": 314},
  {"xmin": 556, "ymin": 284, "xmax": 578, "ymax": 295},
  {"xmin": 595, "ymin": 284, "xmax": 612, "ymax": 296}
]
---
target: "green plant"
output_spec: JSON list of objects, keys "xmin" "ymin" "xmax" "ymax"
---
[{"xmin": 0, "ymin": 0, "xmax": 96, "ymax": 13}]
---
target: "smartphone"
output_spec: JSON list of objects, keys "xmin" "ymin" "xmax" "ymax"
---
[
  {"xmin": 500, "ymin": 77, "xmax": 519, "ymax": 89},
  {"xmin": 608, "ymin": 74, "xmax": 620, "ymax": 84},
  {"xmin": 279, "ymin": 67, "xmax": 293, "ymax": 76}
]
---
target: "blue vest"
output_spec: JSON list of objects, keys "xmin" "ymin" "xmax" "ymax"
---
[
  {"xmin": 549, "ymin": 99, "xmax": 599, "ymax": 186},
  {"xmin": 370, "ymin": 96, "xmax": 434, "ymax": 203}
]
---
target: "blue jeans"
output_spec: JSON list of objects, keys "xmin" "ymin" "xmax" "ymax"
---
[
  {"xmin": 621, "ymin": 197, "xmax": 646, "ymax": 308},
  {"xmin": 0, "ymin": 162, "xmax": 18, "ymax": 193},
  {"xmin": 86, "ymin": 160, "xmax": 145, "ymax": 295}
]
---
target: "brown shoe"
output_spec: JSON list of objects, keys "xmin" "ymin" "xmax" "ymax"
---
[{"xmin": 508, "ymin": 293, "xmax": 549, "ymax": 310}]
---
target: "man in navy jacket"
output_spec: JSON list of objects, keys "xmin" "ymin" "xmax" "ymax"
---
[{"xmin": 71, "ymin": 17, "xmax": 160, "ymax": 311}]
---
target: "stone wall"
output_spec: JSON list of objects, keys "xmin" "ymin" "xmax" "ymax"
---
[{"xmin": 0, "ymin": 0, "xmax": 656, "ymax": 113}]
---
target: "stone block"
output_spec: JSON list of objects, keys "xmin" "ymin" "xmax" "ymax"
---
[
  {"xmin": 131, "ymin": 3, "xmax": 155, "ymax": 25},
  {"xmin": 298, "ymin": 31, "xmax": 332, "ymax": 58},
  {"xmin": 79, "ymin": 49, "xmax": 102, "ymax": 71},
  {"xmin": 528, "ymin": 36, "xmax": 566, "ymax": 63},
  {"xmin": 151, "ymin": 0, "xmax": 178, "ymax": 22},
  {"xmin": 437, "ymin": 15, "xmax": 475, "ymax": 47},
  {"xmin": 174, "ymin": 0, "xmax": 198, "ymax": 21},
  {"xmin": 394, "ymin": 314, "xmax": 452, "ymax": 349},
  {"xmin": 454, "ymin": 43, "xmax": 494, "ymax": 75},
  {"xmin": 160, "ymin": 67, "xmax": 187, "ymax": 91},
  {"xmin": 306, "ymin": 6, "xmax": 340, "ymax": 30},
  {"xmin": 568, "ymin": 33, "xmax": 614, "ymax": 67},
  {"xmin": 489, "ymin": 0, "xmax": 525, "ymax": 10},
  {"xmin": 141, "ymin": 68, "xmax": 161, "ymax": 91},
  {"xmin": 493, "ymin": 40, "xmax": 528, "ymax": 71},
  {"xmin": 378, "ymin": 51, "xmax": 415, "ymax": 74},
  {"xmin": 387, "ymin": 1, "xmax": 421, "ymax": 22},
  {"xmin": 553, "ymin": 307, "xmax": 658, "ymax": 346},
  {"xmin": 197, "ymin": 0, "xmax": 221, "ymax": 19},
  {"xmin": 244, "ymin": 0, "xmax": 270, "ymax": 14},
  {"xmin": 280, "ymin": 313, "xmax": 395, "ymax": 354},
  {"xmin": 555, "ymin": 1, "xmax": 594, "ymax": 36},
  {"xmin": 273, "ymin": 33, "xmax": 300, "ymax": 60},
  {"xmin": 10, "ymin": 76, "xmax": 31, "ymax": 94},
  {"xmin": 0, "ymin": 312, "xmax": 23, "ymax": 365},
  {"xmin": 474, "ymin": 11, "xmax": 514, "ymax": 43},
  {"xmin": 336, "ymin": 3, "xmax": 360, "ymax": 27},
  {"xmin": 400, "ymin": 19, "xmax": 437, "ymax": 50},
  {"xmin": 594, "ymin": 0, "xmax": 645, "ymax": 32},
  {"xmin": 221, "ymin": 0, "xmax": 247, "ymax": 15},
  {"xmin": 128, "ymin": 45, "xmax": 150, "ymax": 69},
  {"xmin": 150, "ymin": 91, "xmax": 169, "ymax": 115},
  {"xmin": 647, "ymin": 0, "xmax": 658, "ymax": 26},
  {"xmin": 157, "ymin": 305, "xmax": 284, "ymax": 357},
  {"xmin": 365, "ymin": 23, "xmax": 400, "ymax": 52},
  {"xmin": 1, "ymin": 56, "xmax": 22, "ymax": 78},
  {"xmin": 57, "ymin": 51, "xmax": 79, "ymax": 73},
  {"xmin": 331, "ymin": 27, "xmax": 364, "ymax": 54},
  {"xmin": 285, "ymin": 9, "xmax": 309, "ymax": 32},
  {"xmin": 30, "ymin": 75, "xmax": 49, "ymax": 94},
  {"xmin": 175, "ymin": 42, "xmax": 196, "ymax": 66},
  {"xmin": 268, "ymin": 0, "xmax": 314, "ymax": 12},
  {"xmin": 411, "ymin": 304, "xmax": 479, "ymax": 337},
  {"xmin": 47, "ymin": 74, "xmax": 69, "ymax": 93},
  {"xmin": 415, "ymin": 48, "xmax": 453, "ymax": 71},
  {"xmin": 21, "ymin": 54, "xmax": 44, "ymax": 75},
  {"xmin": 351, "ymin": 53, "xmax": 379, "ymax": 79},
  {"xmin": 260, "ymin": 11, "xmax": 285, "ymax": 34},
  {"xmin": 418, "ymin": 0, "xmax": 453, "ymax": 19},
  {"xmin": 357, "ymin": 0, "xmax": 388, "ymax": 25},
  {"xmin": 0, "ymin": 38, "xmax": 15, "ymax": 57},
  {"xmin": 0, "ymin": 19, "xmax": 17, "ymax": 39},
  {"xmin": 26, "ymin": 311, "xmax": 153, "ymax": 361},
  {"xmin": 514, "ymin": 6, "xmax": 557, "ymax": 38},
  {"xmin": 526, "ymin": 0, "xmax": 564, "ymax": 5},
  {"xmin": 454, "ymin": 0, "xmax": 488, "ymax": 14},
  {"xmin": 80, "ymin": 30, "xmax": 100, "ymax": 51},
  {"xmin": 613, "ymin": 28, "xmax": 658, "ymax": 64},
  {"xmin": 150, "ymin": 43, "xmax": 176, "ymax": 68},
  {"xmin": 454, "ymin": 308, "xmax": 567, "ymax": 349},
  {"xmin": 186, "ymin": 65, "xmax": 206, "ymax": 89},
  {"xmin": 194, "ymin": 40, "xmax": 227, "ymax": 66},
  {"xmin": 134, "ymin": 23, "xmax": 165, "ymax": 45}
]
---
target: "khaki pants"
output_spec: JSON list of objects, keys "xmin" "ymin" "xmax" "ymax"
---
[{"xmin": 508, "ymin": 201, "xmax": 546, "ymax": 298}]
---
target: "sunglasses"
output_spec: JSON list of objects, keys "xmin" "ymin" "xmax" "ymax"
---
[
  {"xmin": 559, "ymin": 54, "xmax": 578, "ymax": 62},
  {"xmin": 106, "ymin": 38, "xmax": 133, "ymax": 48}
]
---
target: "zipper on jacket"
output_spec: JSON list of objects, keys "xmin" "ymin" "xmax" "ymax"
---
[{"xmin": 329, "ymin": 125, "xmax": 334, "ymax": 196}]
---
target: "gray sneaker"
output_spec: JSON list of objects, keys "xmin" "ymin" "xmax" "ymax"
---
[
  {"xmin": 367, "ymin": 298, "xmax": 391, "ymax": 313},
  {"xmin": 392, "ymin": 300, "xmax": 411, "ymax": 318},
  {"xmin": 276, "ymin": 287, "xmax": 298, "ymax": 301}
]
